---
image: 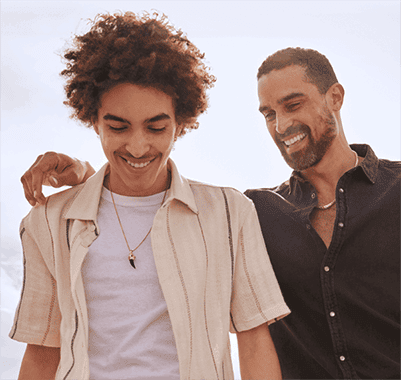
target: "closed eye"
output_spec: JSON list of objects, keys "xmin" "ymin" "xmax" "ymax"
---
[
  {"xmin": 264, "ymin": 111, "xmax": 276, "ymax": 121},
  {"xmin": 108, "ymin": 125, "xmax": 127, "ymax": 132},
  {"xmin": 148, "ymin": 126, "xmax": 166, "ymax": 133},
  {"xmin": 287, "ymin": 102, "xmax": 301, "ymax": 111}
]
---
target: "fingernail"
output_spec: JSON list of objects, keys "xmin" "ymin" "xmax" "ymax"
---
[
  {"xmin": 34, "ymin": 191, "xmax": 38, "ymax": 199},
  {"xmin": 50, "ymin": 176, "xmax": 58, "ymax": 185}
]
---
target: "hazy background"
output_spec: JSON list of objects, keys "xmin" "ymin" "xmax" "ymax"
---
[{"xmin": 1, "ymin": 1, "xmax": 400, "ymax": 378}]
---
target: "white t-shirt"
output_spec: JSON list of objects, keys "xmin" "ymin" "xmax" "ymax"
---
[{"xmin": 81, "ymin": 187, "xmax": 180, "ymax": 380}]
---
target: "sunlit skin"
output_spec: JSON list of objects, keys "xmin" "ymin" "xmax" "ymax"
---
[
  {"xmin": 257, "ymin": 65, "xmax": 339, "ymax": 172},
  {"xmin": 93, "ymin": 83, "xmax": 181, "ymax": 197},
  {"xmin": 258, "ymin": 64, "xmax": 361, "ymax": 208}
]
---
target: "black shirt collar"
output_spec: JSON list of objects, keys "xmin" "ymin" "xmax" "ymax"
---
[{"xmin": 288, "ymin": 144, "xmax": 378, "ymax": 195}]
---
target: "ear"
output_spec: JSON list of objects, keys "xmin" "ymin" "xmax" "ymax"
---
[
  {"xmin": 174, "ymin": 124, "xmax": 184, "ymax": 140},
  {"xmin": 92, "ymin": 117, "xmax": 100, "ymax": 135},
  {"xmin": 326, "ymin": 83, "xmax": 344, "ymax": 112}
]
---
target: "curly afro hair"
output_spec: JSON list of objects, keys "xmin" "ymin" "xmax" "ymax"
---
[{"xmin": 61, "ymin": 11, "xmax": 216, "ymax": 137}]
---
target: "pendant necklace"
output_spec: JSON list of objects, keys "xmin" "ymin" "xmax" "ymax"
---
[
  {"xmin": 317, "ymin": 151, "xmax": 358, "ymax": 210},
  {"xmin": 108, "ymin": 175, "xmax": 169, "ymax": 268}
]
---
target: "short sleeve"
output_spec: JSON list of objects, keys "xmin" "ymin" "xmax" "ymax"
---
[
  {"xmin": 9, "ymin": 219, "xmax": 61, "ymax": 347},
  {"xmin": 230, "ymin": 201, "xmax": 290, "ymax": 333}
]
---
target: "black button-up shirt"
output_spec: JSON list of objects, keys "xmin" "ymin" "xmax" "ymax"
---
[{"xmin": 245, "ymin": 144, "xmax": 400, "ymax": 379}]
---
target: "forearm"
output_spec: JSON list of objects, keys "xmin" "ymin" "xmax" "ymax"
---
[
  {"xmin": 18, "ymin": 344, "xmax": 60, "ymax": 380},
  {"xmin": 237, "ymin": 323, "xmax": 282, "ymax": 380}
]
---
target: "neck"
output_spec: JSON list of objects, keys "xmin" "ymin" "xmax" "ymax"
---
[{"xmin": 300, "ymin": 142, "xmax": 360, "ymax": 203}]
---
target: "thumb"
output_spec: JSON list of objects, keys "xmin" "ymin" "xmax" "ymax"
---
[{"xmin": 47, "ymin": 174, "xmax": 64, "ymax": 188}]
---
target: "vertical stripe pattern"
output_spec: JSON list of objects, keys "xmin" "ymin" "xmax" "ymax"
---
[
  {"xmin": 240, "ymin": 233, "xmax": 269, "ymax": 321},
  {"xmin": 166, "ymin": 206, "xmax": 193, "ymax": 379},
  {"xmin": 221, "ymin": 188, "xmax": 237, "ymax": 332},
  {"xmin": 63, "ymin": 310, "xmax": 78, "ymax": 380},
  {"xmin": 196, "ymin": 214, "xmax": 219, "ymax": 379},
  {"xmin": 10, "ymin": 228, "xmax": 27, "ymax": 339}
]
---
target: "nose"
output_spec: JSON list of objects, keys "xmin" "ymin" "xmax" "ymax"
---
[
  {"xmin": 275, "ymin": 113, "xmax": 293, "ymax": 135},
  {"xmin": 126, "ymin": 129, "xmax": 151, "ymax": 158}
]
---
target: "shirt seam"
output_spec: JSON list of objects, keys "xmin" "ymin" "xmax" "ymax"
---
[{"xmin": 166, "ymin": 205, "xmax": 193, "ymax": 379}]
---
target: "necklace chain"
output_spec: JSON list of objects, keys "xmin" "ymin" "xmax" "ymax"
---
[
  {"xmin": 316, "ymin": 151, "xmax": 358, "ymax": 210},
  {"xmin": 108, "ymin": 175, "xmax": 169, "ymax": 268}
]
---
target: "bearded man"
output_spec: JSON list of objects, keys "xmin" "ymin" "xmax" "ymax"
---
[{"xmin": 246, "ymin": 47, "xmax": 400, "ymax": 379}]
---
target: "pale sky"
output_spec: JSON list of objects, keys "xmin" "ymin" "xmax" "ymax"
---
[{"xmin": 1, "ymin": 1, "xmax": 399, "ymax": 377}]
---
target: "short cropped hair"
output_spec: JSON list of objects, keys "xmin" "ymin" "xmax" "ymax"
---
[
  {"xmin": 61, "ymin": 12, "xmax": 216, "ymax": 137},
  {"xmin": 257, "ymin": 47, "xmax": 338, "ymax": 94}
]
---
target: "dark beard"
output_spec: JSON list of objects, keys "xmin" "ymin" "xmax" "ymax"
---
[{"xmin": 275, "ymin": 110, "xmax": 336, "ymax": 171}]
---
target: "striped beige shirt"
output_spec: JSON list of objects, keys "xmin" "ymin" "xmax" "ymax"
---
[{"xmin": 10, "ymin": 160, "xmax": 290, "ymax": 379}]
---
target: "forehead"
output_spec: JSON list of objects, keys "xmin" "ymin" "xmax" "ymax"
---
[
  {"xmin": 99, "ymin": 83, "xmax": 175, "ymax": 119},
  {"xmin": 257, "ymin": 65, "xmax": 318, "ymax": 104}
]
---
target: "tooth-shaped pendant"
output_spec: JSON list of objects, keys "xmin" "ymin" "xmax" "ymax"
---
[{"xmin": 129, "ymin": 250, "xmax": 136, "ymax": 269}]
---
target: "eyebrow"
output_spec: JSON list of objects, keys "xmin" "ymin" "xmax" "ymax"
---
[
  {"xmin": 277, "ymin": 92, "xmax": 305, "ymax": 104},
  {"xmin": 103, "ymin": 114, "xmax": 131, "ymax": 124},
  {"xmin": 259, "ymin": 92, "xmax": 306, "ymax": 114},
  {"xmin": 103, "ymin": 113, "xmax": 171, "ymax": 124},
  {"xmin": 144, "ymin": 113, "xmax": 171, "ymax": 124}
]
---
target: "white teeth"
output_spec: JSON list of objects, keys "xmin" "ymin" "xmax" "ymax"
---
[
  {"xmin": 284, "ymin": 133, "xmax": 306, "ymax": 147},
  {"xmin": 126, "ymin": 159, "xmax": 151, "ymax": 168}
]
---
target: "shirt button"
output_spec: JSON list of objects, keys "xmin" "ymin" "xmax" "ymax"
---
[
  {"xmin": 338, "ymin": 222, "xmax": 344, "ymax": 228},
  {"xmin": 330, "ymin": 311, "xmax": 336, "ymax": 317},
  {"xmin": 324, "ymin": 266, "xmax": 330, "ymax": 272},
  {"xmin": 311, "ymin": 193, "xmax": 316, "ymax": 199},
  {"xmin": 339, "ymin": 188, "xmax": 344, "ymax": 193},
  {"xmin": 339, "ymin": 356, "xmax": 346, "ymax": 362},
  {"xmin": 306, "ymin": 224, "xmax": 311, "ymax": 230}
]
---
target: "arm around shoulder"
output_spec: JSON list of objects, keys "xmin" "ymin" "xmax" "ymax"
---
[{"xmin": 18, "ymin": 344, "xmax": 60, "ymax": 380}]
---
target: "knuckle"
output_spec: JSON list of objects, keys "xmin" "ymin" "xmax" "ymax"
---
[
  {"xmin": 30, "ymin": 166, "xmax": 43, "ymax": 175},
  {"xmin": 43, "ymin": 151, "xmax": 57, "ymax": 157},
  {"xmin": 20, "ymin": 171, "xmax": 31, "ymax": 183}
]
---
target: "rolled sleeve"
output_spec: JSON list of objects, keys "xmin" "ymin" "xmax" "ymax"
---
[
  {"xmin": 230, "ymin": 202, "xmax": 290, "ymax": 333},
  {"xmin": 9, "ymin": 220, "xmax": 61, "ymax": 347}
]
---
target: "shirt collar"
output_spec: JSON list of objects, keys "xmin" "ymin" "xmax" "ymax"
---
[
  {"xmin": 163, "ymin": 159, "xmax": 199, "ymax": 214},
  {"xmin": 64, "ymin": 158, "xmax": 198, "ymax": 223},
  {"xmin": 288, "ymin": 143, "xmax": 379, "ymax": 194},
  {"xmin": 351, "ymin": 143, "xmax": 378, "ymax": 184}
]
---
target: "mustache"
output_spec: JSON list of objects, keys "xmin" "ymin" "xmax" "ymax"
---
[{"xmin": 275, "ymin": 123, "xmax": 310, "ymax": 140}]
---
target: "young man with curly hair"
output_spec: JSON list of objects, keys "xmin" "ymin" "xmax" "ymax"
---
[{"xmin": 11, "ymin": 11, "xmax": 290, "ymax": 380}]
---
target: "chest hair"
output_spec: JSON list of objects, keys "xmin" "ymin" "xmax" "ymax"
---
[{"xmin": 310, "ymin": 205, "xmax": 337, "ymax": 248}]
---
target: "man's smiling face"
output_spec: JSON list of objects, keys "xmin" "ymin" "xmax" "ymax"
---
[
  {"xmin": 94, "ymin": 83, "xmax": 180, "ymax": 196},
  {"xmin": 258, "ymin": 65, "xmax": 337, "ymax": 171}
]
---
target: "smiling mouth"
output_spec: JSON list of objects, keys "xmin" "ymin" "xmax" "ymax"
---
[
  {"xmin": 283, "ymin": 133, "xmax": 307, "ymax": 147},
  {"xmin": 122, "ymin": 157, "xmax": 155, "ymax": 169}
]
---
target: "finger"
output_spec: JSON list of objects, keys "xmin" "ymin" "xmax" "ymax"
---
[
  {"xmin": 37, "ymin": 151, "xmax": 61, "ymax": 174},
  {"xmin": 20, "ymin": 155, "xmax": 43, "ymax": 199},
  {"xmin": 43, "ymin": 171, "xmax": 62, "ymax": 188},
  {"xmin": 33, "ymin": 190, "xmax": 46, "ymax": 206},
  {"xmin": 21, "ymin": 174, "xmax": 37, "ymax": 207},
  {"xmin": 30, "ymin": 166, "xmax": 47, "ymax": 205},
  {"xmin": 52, "ymin": 158, "xmax": 87, "ymax": 187},
  {"xmin": 29, "ymin": 152, "xmax": 62, "ymax": 199},
  {"xmin": 48, "ymin": 175, "xmax": 59, "ymax": 187}
]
